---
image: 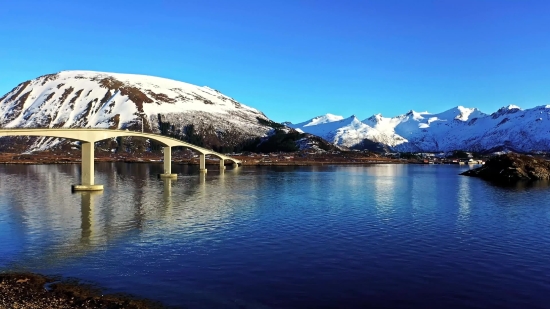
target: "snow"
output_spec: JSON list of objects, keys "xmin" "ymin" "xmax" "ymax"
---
[
  {"xmin": 3, "ymin": 70, "xmax": 550, "ymax": 153},
  {"xmin": 411, "ymin": 111, "xmax": 429, "ymax": 121},
  {"xmin": 0, "ymin": 70, "xmax": 266, "ymax": 128},
  {"xmin": 455, "ymin": 106, "xmax": 479, "ymax": 121},
  {"xmin": 292, "ymin": 113, "xmax": 344, "ymax": 128},
  {"xmin": 427, "ymin": 117, "xmax": 440, "ymax": 124},
  {"xmin": 0, "ymin": 70, "xmax": 272, "ymax": 151},
  {"xmin": 292, "ymin": 104, "xmax": 550, "ymax": 152},
  {"xmin": 291, "ymin": 115, "xmax": 407, "ymax": 148}
]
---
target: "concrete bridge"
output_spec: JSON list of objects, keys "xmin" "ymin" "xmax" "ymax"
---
[{"xmin": 0, "ymin": 128, "xmax": 241, "ymax": 191}]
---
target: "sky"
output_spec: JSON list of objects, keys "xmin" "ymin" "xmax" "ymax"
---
[{"xmin": 1, "ymin": 0, "xmax": 550, "ymax": 123}]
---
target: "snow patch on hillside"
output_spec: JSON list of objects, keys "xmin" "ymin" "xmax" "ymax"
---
[{"xmin": 0, "ymin": 70, "xmax": 275, "ymax": 151}]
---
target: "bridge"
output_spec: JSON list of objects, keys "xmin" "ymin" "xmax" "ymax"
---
[{"xmin": 0, "ymin": 128, "xmax": 241, "ymax": 191}]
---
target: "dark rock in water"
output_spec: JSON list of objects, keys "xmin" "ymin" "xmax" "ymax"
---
[{"xmin": 461, "ymin": 153, "xmax": 550, "ymax": 181}]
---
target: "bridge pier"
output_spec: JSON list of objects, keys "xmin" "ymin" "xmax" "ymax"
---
[
  {"xmin": 72, "ymin": 142, "xmax": 103, "ymax": 191},
  {"xmin": 159, "ymin": 146, "xmax": 177, "ymax": 179},
  {"xmin": 0, "ymin": 129, "xmax": 242, "ymax": 188},
  {"xmin": 219, "ymin": 159, "xmax": 226, "ymax": 171},
  {"xmin": 200, "ymin": 153, "xmax": 207, "ymax": 173},
  {"xmin": 232, "ymin": 162, "xmax": 239, "ymax": 168}
]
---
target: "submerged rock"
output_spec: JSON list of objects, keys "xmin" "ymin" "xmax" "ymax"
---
[{"xmin": 461, "ymin": 153, "xmax": 550, "ymax": 181}]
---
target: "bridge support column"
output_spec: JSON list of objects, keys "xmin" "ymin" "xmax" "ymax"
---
[
  {"xmin": 199, "ymin": 153, "xmax": 207, "ymax": 173},
  {"xmin": 159, "ymin": 146, "xmax": 177, "ymax": 179},
  {"xmin": 72, "ymin": 142, "xmax": 103, "ymax": 191},
  {"xmin": 219, "ymin": 159, "xmax": 226, "ymax": 171},
  {"xmin": 232, "ymin": 162, "xmax": 239, "ymax": 168}
]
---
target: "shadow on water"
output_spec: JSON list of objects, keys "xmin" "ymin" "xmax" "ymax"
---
[{"xmin": 483, "ymin": 179, "xmax": 550, "ymax": 191}]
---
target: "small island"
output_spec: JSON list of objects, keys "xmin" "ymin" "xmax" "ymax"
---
[{"xmin": 461, "ymin": 153, "xmax": 550, "ymax": 181}]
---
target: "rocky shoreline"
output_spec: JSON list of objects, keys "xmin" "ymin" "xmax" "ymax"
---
[
  {"xmin": 0, "ymin": 273, "xmax": 164, "ymax": 309},
  {"xmin": 0, "ymin": 151, "xmax": 403, "ymax": 166},
  {"xmin": 461, "ymin": 153, "xmax": 550, "ymax": 182}
]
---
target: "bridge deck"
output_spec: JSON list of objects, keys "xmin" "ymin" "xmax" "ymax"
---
[{"xmin": 0, "ymin": 128, "xmax": 240, "ymax": 163}]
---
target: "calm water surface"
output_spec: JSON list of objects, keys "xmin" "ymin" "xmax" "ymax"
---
[{"xmin": 1, "ymin": 163, "xmax": 550, "ymax": 308}]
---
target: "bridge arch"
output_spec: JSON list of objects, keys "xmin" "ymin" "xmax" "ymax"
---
[{"xmin": 0, "ymin": 128, "xmax": 241, "ymax": 190}]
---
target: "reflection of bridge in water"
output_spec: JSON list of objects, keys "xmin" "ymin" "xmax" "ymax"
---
[
  {"xmin": 0, "ymin": 129, "xmax": 240, "ymax": 190},
  {"xmin": 0, "ymin": 164, "xmax": 242, "ymax": 268}
]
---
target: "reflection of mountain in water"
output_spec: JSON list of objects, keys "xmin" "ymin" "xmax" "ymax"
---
[
  {"xmin": 0, "ymin": 163, "xmax": 246, "ymax": 268},
  {"xmin": 457, "ymin": 175, "xmax": 471, "ymax": 224},
  {"xmin": 368, "ymin": 165, "xmax": 404, "ymax": 215}
]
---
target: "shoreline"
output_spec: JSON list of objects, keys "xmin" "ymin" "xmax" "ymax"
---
[
  {"xmin": 0, "ymin": 151, "xmax": 408, "ymax": 166},
  {"xmin": 0, "ymin": 272, "xmax": 165, "ymax": 309},
  {"xmin": 0, "ymin": 155, "xmax": 408, "ymax": 166},
  {"xmin": 0, "ymin": 160, "xmax": 408, "ymax": 166}
]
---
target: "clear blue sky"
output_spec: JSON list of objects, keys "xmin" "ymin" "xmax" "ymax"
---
[{"xmin": 1, "ymin": 0, "xmax": 549, "ymax": 123}]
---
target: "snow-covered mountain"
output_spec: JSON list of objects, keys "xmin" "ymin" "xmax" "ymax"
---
[
  {"xmin": 0, "ymin": 70, "xmax": 343, "ymax": 153},
  {"xmin": 3, "ymin": 71, "xmax": 550, "ymax": 154},
  {"xmin": 363, "ymin": 106, "xmax": 488, "ymax": 152},
  {"xmin": 291, "ymin": 113, "xmax": 344, "ymax": 129},
  {"xmin": 290, "ymin": 105, "xmax": 550, "ymax": 153},
  {"xmin": 0, "ymin": 71, "xmax": 276, "ymax": 151},
  {"xmin": 289, "ymin": 114, "xmax": 406, "ymax": 148}
]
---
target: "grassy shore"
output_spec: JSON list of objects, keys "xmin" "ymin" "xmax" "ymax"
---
[{"xmin": 0, "ymin": 273, "xmax": 165, "ymax": 309}]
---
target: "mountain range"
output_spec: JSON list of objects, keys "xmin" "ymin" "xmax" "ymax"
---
[
  {"xmin": 289, "ymin": 105, "xmax": 550, "ymax": 153},
  {"xmin": 1, "ymin": 70, "xmax": 549, "ymax": 153},
  {"xmin": 0, "ymin": 71, "xmax": 335, "ymax": 153}
]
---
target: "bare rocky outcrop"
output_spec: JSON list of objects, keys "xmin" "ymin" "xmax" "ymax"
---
[{"xmin": 461, "ymin": 153, "xmax": 550, "ymax": 181}]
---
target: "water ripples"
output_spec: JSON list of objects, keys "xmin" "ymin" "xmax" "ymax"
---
[{"xmin": 2, "ymin": 163, "xmax": 550, "ymax": 308}]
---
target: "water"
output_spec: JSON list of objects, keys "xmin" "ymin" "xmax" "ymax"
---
[{"xmin": 1, "ymin": 163, "xmax": 550, "ymax": 308}]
